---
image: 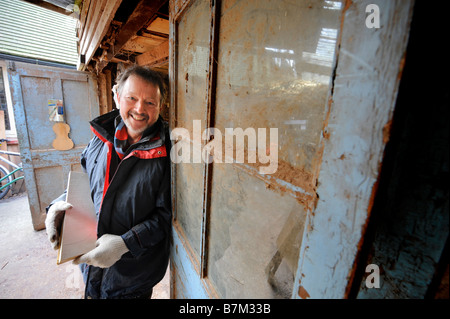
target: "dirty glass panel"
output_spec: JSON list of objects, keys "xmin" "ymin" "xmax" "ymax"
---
[
  {"xmin": 174, "ymin": 0, "xmax": 210, "ymax": 260},
  {"xmin": 207, "ymin": 0, "xmax": 342, "ymax": 297},
  {"xmin": 214, "ymin": 0, "xmax": 341, "ymax": 186},
  {"xmin": 208, "ymin": 164, "xmax": 307, "ymax": 298}
]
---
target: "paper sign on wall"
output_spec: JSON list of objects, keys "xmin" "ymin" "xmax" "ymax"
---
[{"xmin": 48, "ymin": 99, "xmax": 64, "ymax": 122}]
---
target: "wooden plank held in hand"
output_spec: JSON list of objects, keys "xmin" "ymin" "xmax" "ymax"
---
[{"xmin": 57, "ymin": 171, "xmax": 97, "ymax": 265}]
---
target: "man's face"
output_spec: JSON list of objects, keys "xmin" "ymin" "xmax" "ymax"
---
[{"xmin": 117, "ymin": 75, "xmax": 161, "ymax": 140}]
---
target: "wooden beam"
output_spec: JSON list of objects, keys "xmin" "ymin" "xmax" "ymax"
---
[
  {"xmin": 136, "ymin": 40, "xmax": 169, "ymax": 66},
  {"xmin": 77, "ymin": 0, "xmax": 91, "ymax": 38},
  {"xmin": 97, "ymin": 73, "xmax": 108, "ymax": 115},
  {"xmin": 78, "ymin": 0, "xmax": 123, "ymax": 71},
  {"xmin": 96, "ymin": 0, "xmax": 167, "ymax": 72},
  {"xmin": 105, "ymin": 69, "xmax": 113, "ymax": 111}
]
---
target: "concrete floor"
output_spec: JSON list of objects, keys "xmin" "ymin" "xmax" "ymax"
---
[{"xmin": 0, "ymin": 193, "xmax": 170, "ymax": 299}]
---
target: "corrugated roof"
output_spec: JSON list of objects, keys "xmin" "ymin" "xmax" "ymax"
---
[{"xmin": 0, "ymin": 0, "xmax": 78, "ymax": 65}]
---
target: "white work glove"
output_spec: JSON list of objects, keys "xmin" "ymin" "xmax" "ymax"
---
[
  {"xmin": 73, "ymin": 234, "xmax": 129, "ymax": 268},
  {"xmin": 45, "ymin": 201, "xmax": 72, "ymax": 250}
]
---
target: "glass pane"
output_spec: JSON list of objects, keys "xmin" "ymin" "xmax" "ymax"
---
[
  {"xmin": 208, "ymin": 164, "xmax": 307, "ymax": 298},
  {"xmin": 207, "ymin": 0, "xmax": 342, "ymax": 298},
  {"xmin": 215, "ymin": 0, "xmax": 341, "ymax": 176},
  {"xmin": 174, "ymin": 0, "xmax": 210, "ymax": 260}
]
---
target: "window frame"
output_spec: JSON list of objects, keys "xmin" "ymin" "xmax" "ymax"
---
[{"xmin": 0, "ymin": 60, "xmax": 18, "ymax": 139}]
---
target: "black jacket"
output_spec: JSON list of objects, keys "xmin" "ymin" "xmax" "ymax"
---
[{"xmin": 80, "ymin": 110, "xmax": 172, "ymax": 298}]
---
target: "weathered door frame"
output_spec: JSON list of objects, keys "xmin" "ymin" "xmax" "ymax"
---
[
  {"xmin": 168, "ymin": 0, "xmax": 415, "ymax": 298},
  {"xmin": 292, "ymin": 0, "xmax": 415, "ymax": 298}
]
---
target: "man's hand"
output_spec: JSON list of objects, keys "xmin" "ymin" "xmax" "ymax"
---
[
  {"xmin": 45, "ymin": 201, "xmax": 72, "ymax": 250},
  {"xmin": 73, "ymin": 234, "xmax": 129, "ymax": 268}
]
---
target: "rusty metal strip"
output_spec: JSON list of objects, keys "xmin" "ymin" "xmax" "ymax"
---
[
  {"xmin": 168, "ymin": 0, "xmax": 177, "ymax": 225},
  {"xmin": 200, "ymin": 0, "xmax": 221, "ymax": 279}
]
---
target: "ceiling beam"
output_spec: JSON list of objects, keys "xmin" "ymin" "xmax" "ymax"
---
[
  {"xmin": 136, "ymin": 40, "xmax": 169, "ymax": 66},
  {"xmin": 96, "ymin": 0, "xmax": 167, "ymax": 73}
]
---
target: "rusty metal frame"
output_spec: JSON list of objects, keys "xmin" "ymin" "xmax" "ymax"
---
[
  {"xmin": 169, "ymin": 0, "xmax": 194, "ymax": 225},
  {"xmin": 169, "ymin": 0, "xmax": 196, "ymax": 269},
  {"xmin": 169, "ymin": 0, "xmax": 220, "ymax": 297}
]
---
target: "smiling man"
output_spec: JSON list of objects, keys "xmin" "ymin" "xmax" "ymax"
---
[
  {"xmin": 117, "ymin": 70, "xmax": 162, "ymax": 143},
  {"xmin": 45, "ymin": 65, "xmax": 172, "ymax": 299}
]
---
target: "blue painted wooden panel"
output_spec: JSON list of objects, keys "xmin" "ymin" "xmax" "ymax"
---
[
  {"xmin": 7, "ymin": 61, "xmax": 99, "ymax": 230},
  {"xmin": 171, "ymin": 225, "xmax": 214, "ymax": 298}
]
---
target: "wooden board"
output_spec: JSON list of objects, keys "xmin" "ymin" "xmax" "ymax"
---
[{"xmin": 57, "ymin": 171, "xmax": 97, "ymax": 265}]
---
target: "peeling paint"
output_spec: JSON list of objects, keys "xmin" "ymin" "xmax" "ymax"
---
[
  {"xmin": 293, "ymin": 0, "xmax": 415, "ymax": 299},
  {"xmin": 382, "ymin": 120, "xmax": 393, "ymax": 144},
  {"xmin": 298, "ymin": 285, "xmax": 310, "ymax": 299}
]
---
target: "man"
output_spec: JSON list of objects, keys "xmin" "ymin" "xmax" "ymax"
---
[{"xmin": 45, "ymin": 65, "xmax": 172, "ymax": 299}]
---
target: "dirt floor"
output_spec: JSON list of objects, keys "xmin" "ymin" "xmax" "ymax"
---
[{"xmin": 0, "ymin": 193, "xmax": 170, "ymax": 299}]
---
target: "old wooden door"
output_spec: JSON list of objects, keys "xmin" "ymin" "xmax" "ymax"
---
[
  {"xmin": 169, "ymin": 0, "xmax": 413, "ymax": 298},
  {"xmin": 7, "ymin": 61, "xmax": 99, "ymax": 230}
]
